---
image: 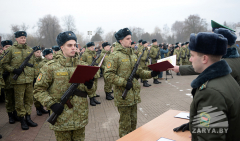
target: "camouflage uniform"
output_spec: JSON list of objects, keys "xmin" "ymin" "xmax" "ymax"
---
[
  {"xmin": 80, "ymin": 48, "xmax": 100, "ymax": 98},
  {"xmin": 33, "ymin": 51, "xmax": 95, "ymax": 140},
  {"xmin": 149, "ymin": 45, "xmax": 159, "ymax": 79},
  {"xmin": 0, "ymin": 58, "xmax": 5, "ymax": 96},
  {"xmin": 2, "ymin": 41, "xmax": 35, "ymax": 117},
  {"xmin": 139, "ymin": 47, "xmax": 149, "ymax": 82},
  {"xmin": 33, "ymin": 56, "xmax": 42, "ymax": 108},
  {"xmin": 99, "ymin": 49, "xmax": 113, "ymax": 93},
  {"xmin": 181, "ymin": 47, "xmax": 188, "ymax": 65},
  {"xmin": 137, "ymin": 45, "xmax": 143, "ymax": 57},
  {"xmin": 174, "ymin": 49, "xmax": 183, "ymax": 66},
  {"xmin": 38, "ymin": 58, "xmax": 50, "ymax": 69},
  {"xmin": 104, "ymin": 43, "xmax": 152, "ymax": 137}
]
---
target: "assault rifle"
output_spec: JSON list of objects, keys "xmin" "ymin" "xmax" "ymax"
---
[
  {"xmin": 122, "ymin": 48, "xmax": 146, "ymax": 99},
  {"xmin": 13, "ymin": 49, "xmax": 36, "ymax": 80}
]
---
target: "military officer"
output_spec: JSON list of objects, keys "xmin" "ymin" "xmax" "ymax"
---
[
  {"xmin": 149, "ymin": 39, "xmax": 161, "ymax": 84},
  {"xmin": 1, "ymin": 31, "xmax": 38, "ymax": 130},
  {"xmin": 139, "ymin": 40, "xmax": 152, "ymax": 87},
  {"xmin": 33, "ymin": 31, "xmax": 95, "ymax": 141},
  {"xmin": 99, "ymin": 42, "xmax": 114, "ymax": 100},
  {"xmin": 173, "ymin": 32, "xmax": 240, "ymax": 141},
  {"xmin": 32, "ymin": 46, "xmax": 49, "ymax": 116},
  {"xmin": 104, "ymin": 28, "xmax": 160, "ymax": 138},
  {"xmin": 81, "ymin": 42, "xmax": 101, "ymax": 106},
  {"xmin": 1, "ymin": 40, "xmax": 20, "ymax": 124},
  {"xmin": 52, "ymin": 45, "xmax": 60, "ymax": 59}
]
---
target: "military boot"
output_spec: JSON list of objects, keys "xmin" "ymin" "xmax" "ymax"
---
[
  {"xmin": 106, "ymin": 92, "xmax": 113, "ymax": 100},
  {"xmin": 143, "ymin": 81, "xmax": 150, "ymax": 87},
  {"xmin": 36, "ymin": 107, "xmax": 42, "ymax": 116},
  {"xmin": 13, "ymin": 110, "xmax": 20, "ymax": 121},
  {"xmin": 96, "ymin": 94, "xmax": 100, "ymax": 97},
  {"xmin": 40, "ymin": 105, "xmax": 49, "ymax": 114},
  {"xmin": 90, "ymin": 98, "xmax": 96, "ymax": 106},
  {"xmin": 153, "ymin": 79, "xmax": 161, "ymax": 84},
  {"xmin": 20, "ymin": 117, "xmax": 29, "ymax": 130},
  {"xmin": 8, "ymin": 112, "xmax": 15, "ymax": 124},
  {"xmin": 93, "ymin": 97, "xmax": 101, "ymax": 104},
  {"xmin": 25, "ymin": 115, "xmax": 38, "ymax": 127}
]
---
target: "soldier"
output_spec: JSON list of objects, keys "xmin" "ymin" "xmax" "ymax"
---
[
  {"xmin": 38, "ymin": 49, "xmax": 53, "ymax": 69},
  {"xmin": 33, "ymin": 31, "xmax": 95, "ymax": 141},
  {"xmin": 1, "ymin": 40, "xmax": 19, "ymax": 124},
  {"xmin": 104, "ymin": 28, "xmax": 160, "ymax": 138},
  {"xmin": 173, "ymin": 44, "xmax": 182, "ymax": 75},
  {"xmin": 131, "ymin": 41, "xmax": 138, "ymax": 55},
  {"xmin": 180, "ymin": 43, "xmax": 188, "ymax": 65},
  {"xmin": 52, "ymin": 45, "xmax": 60, "ymax": 59},
  {"xmin": 1, "ymin": 31, "xmax": 38, "ymax": 130},
  {"xmin": 137, "ymin": 39, "xmax": 143, "ymax": 55},
  {"xmin": 149, "ymin": 39, "xmax": 161, "ymax": 84},
  {"xmin": 32, "ymin": 46, "xmax": 48, "ymax": 116},
  {"xmin": 184, "ymin": 42, "xmax": 191, "ymax": 65},
  {"xmin": 173, "ymin": 32, "xmax": 240, "ymax": 141},
  {"xmin": 139, "ymin": 40, "xmax": 151, "ymax": 87},
  {"xmin": 0, "ymin": 48, "xmax": 3, "ymax": 55},
  {"xmin": 81, "ymin": 42, "xmax": 101, "ymax": 106},
  {"xmin": 99, "ymin": 42, "xmax": 114, "ymax": 100},
  {"xmin": 158, "ymin": 43, "xmax": 169, "ymax": 80}
]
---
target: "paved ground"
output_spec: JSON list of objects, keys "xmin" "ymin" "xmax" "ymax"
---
[{"xmin": 0, "ymin": 72, "xmax": 198, "ymax": 141}]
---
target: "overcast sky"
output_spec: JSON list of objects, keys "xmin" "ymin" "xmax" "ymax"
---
[{"xmin": 1, "ymin": 0, "xmax": 239, "ymax": 37}]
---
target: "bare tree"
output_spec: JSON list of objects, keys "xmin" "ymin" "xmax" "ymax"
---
[
  {"xmin": 162, "ymin": 24, "xmax": 170, "ymax": 41},
  {"xmin": 104, "ymin": 31, "xmax": 114, "ymax": 44},
  {"xmin": 38, "ymin": 14, "xmax": 62, "ymax": 48},
  {"xmin": 20, "ymin": 23, "xmax": 29, "ymax": 31},
  {"xmin": 62, "ymin": 15, "xmax": 76, "ymax": 32},
  {"xmin": 95, "ymin": 27, "xmax": 104, "ymax": 35}
]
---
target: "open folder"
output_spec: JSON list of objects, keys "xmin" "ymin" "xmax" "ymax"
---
[{"xmin": 69, "ymin": 65, "xmax": 100, "ymax": 83}]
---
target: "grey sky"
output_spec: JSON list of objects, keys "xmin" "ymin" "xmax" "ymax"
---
[{"xmin": 0, "ymin": 0, "xmax": 239, "ymax": 38}]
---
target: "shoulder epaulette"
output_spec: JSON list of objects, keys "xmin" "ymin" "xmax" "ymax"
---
[{"xmin": 46, "ymin": 60, "xmax": 55, "ymax": 65}]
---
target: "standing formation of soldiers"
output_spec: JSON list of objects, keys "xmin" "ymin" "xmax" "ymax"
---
[{"xmin": 0, "ymin": 19, "xmax": 240, "ymax": 141}]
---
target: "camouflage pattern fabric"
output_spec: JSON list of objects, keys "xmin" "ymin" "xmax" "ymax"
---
[
  {"xmin": 117, "ymin": 104, "xmax": 137, "ymax": 138},
  {"xmin": 14, "ymin": 83, "xmax": 33, "ymax": 116},
  {"xmin": 4, "ymin": 88, "xmax": 15, "ymax": 112},
  {"xmin": 137, "ymin": 45, "xmax": 143, "ymax": 57},
  {"xmin": 181, "ymin": 47, "xmax": 188, "ymax": 65},
  {"xmin": 174, "ymin": 49, "xmax": 183, "ymax": 66},
  {"xmin": 33, "ymin": 56, "xmax": 42, "ymax": 78},
  {"xmin": 104, "ymin": 43, "xmax": 152, "ymax": 107},
  {"xmin": 150, "ymin": 45, "xmax": 159, "ymax": 64},
  {"xmin": 38, "ymin": 58, "xmax": 50, "ymax": 69},
  {"xmin": 33, "ymin": 51, "xmax": 95, "ymax": 131},
  {"xmin": 1, "ymin": 41, "xmax": 35, "ymax": 84},
  {"xmin": 54, "ymin": 127, "xmax": 85, "ymax": 141},
  {"xmin": 88, "ymin": 78, "xmax": 97, "ymax": 98}
]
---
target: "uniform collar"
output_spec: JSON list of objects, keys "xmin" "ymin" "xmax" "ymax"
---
[
  {"xmin": 58, "ymin": 51, "xmax": 78, "ymax": 67},
  {"xmin": 13, "ymin": 41, "xmax": 27, "ymax": 49},
  {"xmin": 191, "ymin": 60, "xmax": 232, "ymax": 89},
  {"xmin": 222, "ymin": 47, "xmax": 240, "ymax": 58}
]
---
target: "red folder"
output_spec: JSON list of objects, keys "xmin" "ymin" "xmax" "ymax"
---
[
  {"xmin": 148, "ymin": 61, "xmax": 174, "ymax": 72},
  {"xmin": 69, "ymin": 65, "xmax": 100, "ymax": 83}
]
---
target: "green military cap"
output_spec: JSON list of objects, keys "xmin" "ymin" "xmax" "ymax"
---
[{"xmin": 211, "ymin": 20, "xmax": 235, "ymax": 32}]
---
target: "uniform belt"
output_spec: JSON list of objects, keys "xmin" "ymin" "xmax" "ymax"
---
[{"xmin": 73, "ymin": 90, "xmax": 88, "ymax": 98}]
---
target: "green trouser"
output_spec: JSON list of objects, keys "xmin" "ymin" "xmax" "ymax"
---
[
  {"xmin": 89, "ymin": 78, "xmax": 98, "ymax": 98},
  {"xmin": 4, "ymin": 88, "xmax": 15, "ymax": 113},
  {"xmin": 13, "ymin": 83, "xmax": 33, "ymax": 117},
  {"xmin": 117, "ymin": 104, "xmax": 137, "ymax": 138},
  {"xmin": 104, "ymin": 75, "xmax": 112, "ymax": 93},
  {"xmin": 54, "ymin": 127, "xmax": 85, "ymax": 141}
]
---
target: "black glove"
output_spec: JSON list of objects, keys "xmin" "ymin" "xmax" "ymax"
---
[
  {"xmin": 173, "ymin": 122, "xmax": 189, "ymax": 132},
  {"xmin": 13, "ymin": 69, "xmax": 22, "ymax": 75},
  {"xmin": 84, "ymin": 78, "xmax": 94, "ymax": 89},
  {"xmin": 125, "ymin": 80, "xmax": 133, "ymax": 90},
  {"xmin": 50, "ymin": 103, "xmax": 64, "ymax": 115},
  {"xmin": 151, "ymin": 71, "xmax": 160, "ymax": 77},
  {"xmin": 26, "ymin": 63, "xmax": 34, "ymax": 67}
]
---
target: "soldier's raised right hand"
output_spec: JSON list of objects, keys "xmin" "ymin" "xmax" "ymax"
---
[
  {"xmin": 13, "ymin": 69, "xmax": 22, "ymax": 75},
  {"xmin": 50, "ymin": 103, "xmax": 64, "ymax": 115}
]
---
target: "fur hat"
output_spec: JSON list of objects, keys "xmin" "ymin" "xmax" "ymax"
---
[
  {"xmin": 181, "ymin": 43, "xmax": 185, "ymax": 46},
  {"xmin": 142, "ymin": 40, "xmax": 147, "ymax": 45},
  {"xmin": 174, "ymin": 45, "xmax": 179, "ymax": 48},
  {"xmin": 1, "ymin": 40, "xmax": 12, "ymax": 47},
  {"xmin": 214, "ymin": 28, "xmax": 237, "ymax": 46},
  {"xmin": 138, "ymin": 39, "xmax": 143, "ymax": 43},
  {"xmin": 131, "ymin": 41, "xmax": 136, "ymax": 45},
  {"xmin": 52, "ymin": 45, "xmax": 60, "ymax": 51},
  {"xmin": 87, "ymin": 42, "xmax": 95, "ymax": 47},
  {"xmin": 56, "ymin": 31, "xmax": 77, "ymax": 47},
  {"xmin": 152, "ymin": 39, "xmax": 157, "ymax": 43},
  {"xmin": 42, "ymin": 49, "xmax": 53, "ymax": 57},
  {"xmin": 14, "ymin": 31, "xmax": 27, "ymax": 38},
  {"xmin": 185, "ymin": 42, "xmax": 189, "ymax": 45},
  {"xmin": 102, "ymin": 42, "xmax": 110, "ymax": 48},
  {"xmin": 115, "ymin": 28, "xmax": 132, "ymax": 43},
  {"xmin": 32, "ymin": 46, "xmax": 41, "ymax": 52},
  {"xmin": 189, "ymin": 32, "xmax": 228, "ymax": 55}
]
